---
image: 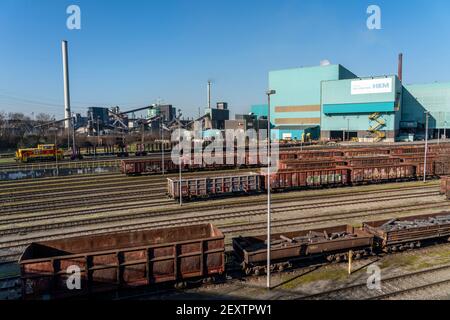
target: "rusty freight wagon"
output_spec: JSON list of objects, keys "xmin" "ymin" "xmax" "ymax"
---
[
  {"xmin": 167, "ymin": 173, "xmax": 261, "ymax": 200},
  {"xmin": 120, "ymin": 158, "xmax": 178, "ymax": 175},
  {"xmin": 362, "ymin": 213, "xmax": 450, "ymax": 252},
  {"xmin": 343, "ymin": 156, "xmax": 402, "ymax": 167},
  {"xmin": 435, "ymin": 157, "xmax": 450, "ymax": 175},
  {"xmin": 233, "ymin": 225, "xmax": 374, "ymax": 275},
  {"xmin": 342, "ymin": 148, "xmax": 390, "ymax": 157},
  {"xmin": 390, "ymin": 146, "xmax": 426, "ymax": 155},
  {"xmin": 440, "ymin": 176, "xmax": 450, "ymax": 197},
  {"xmin": 261, "ymin": 167, "xmax": 349, "ymax": 191},
  {"xmin": 439, "ymin": 176, "xmax": 450, "ymax": 194},
  {"xmin": 350, "ymin": 164, "xmax": 416, "ymax": 183},
  {"xmin": 261, "ymin": 168, "xmax": 350, "ymax": 191},
  {"xmin": 19, "ymin": 224, "xmax": 225, "ymax": 299},
  {"xmin": 277, "ymin": 159, "xmax": 345, "ymax": 171}
]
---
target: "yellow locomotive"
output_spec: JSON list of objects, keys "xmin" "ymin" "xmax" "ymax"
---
[{"xmin": 15, "ymin": 144, "xmax": 64, "ymax": 163}]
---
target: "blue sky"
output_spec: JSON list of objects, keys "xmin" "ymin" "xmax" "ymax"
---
[{"xmin": 1, "ymin": 0, "xmax": 449, "ymax": 119}]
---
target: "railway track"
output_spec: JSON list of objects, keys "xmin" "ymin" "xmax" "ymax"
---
[
  {"xmin": 0, "ymin": 186, "xmax": 440, "ymax": 235},
  {"xmin": 0, "ymin": 189, "xmax": 168, "ymax": 214},
  {"xmin": 0, "ymin": 188, "xmax": 444, "ymax": 263},
  {"xmin": 295, "ymin": 264, "xmax": 450, "ymax": 300},
  {"xmin": 0, "ymin": 182, "xmax": 439, "ymax": 220},
  {"xmin": 0, "ymin": 179, "xmax": 165, "ymax": 202},
  {"xmin": 0, "ymin": 154, "xmax": 168, "ymax": 171},
  {"xmin": 218, "ymin": 198, "xmax": 448, "ymax": 237},
  {"xmin": 0, "ymin": 167, "xmax": 251, "ymax": 193}
]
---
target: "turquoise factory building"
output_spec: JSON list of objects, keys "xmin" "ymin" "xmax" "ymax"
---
[{"xmin": 255, "ymin": 63, "xmax": 450, "ymax": 142}]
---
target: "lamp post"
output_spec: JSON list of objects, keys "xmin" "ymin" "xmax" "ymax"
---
[
  {"xmin": 161, "ymin": 119, "xmax": 164, "ymax": 175},
  {"xmin": 424, "ymin": 111, "xmax": 430, "ymax": 183},
  {"xmin": 445, "ymin": 120, "xmax": 448, "ymax": 141},
  {"xmin": 347, "ymin": 118, "xmax": 350, "ymax": 141},
  {"xmin": 162, "ymin": 123, "xmax": 170, "ymax": 175},
  {"xmin": 49, "ymin": 127, "xmax": 59, "ymax": 176},
  {"xmin": 71, "ymin": 113, "xmax": 76, "ymax": 159},
  {"xmin": 438, "ymin": 112, "xmax": 442, "ymax": 145},
  {"xmin": 178, "ymin": 110, "xmax": 183, "ymax": 206},
  {"xmin": 97, "ymin": 116, "xmax": 100, "ymax": 157},
  {"xmin": 266, "ymin": 89, "xmax": 276, "ymax": 289}
]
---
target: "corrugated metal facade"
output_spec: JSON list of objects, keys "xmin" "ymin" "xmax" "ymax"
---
[
  {"xmin": 268, "ymin": 64, "xmax": 356, "ymax": 140},
  {"xmin": 321, "ymin": 75, "xmax": 402, "ymax": 141},
  {"xmin": 263, "ymin": 63, "xmax": 450, "ymax": 141},
  {"xmin": 402, "ymin": 83, "xmax": 450, "ymax": 128}
]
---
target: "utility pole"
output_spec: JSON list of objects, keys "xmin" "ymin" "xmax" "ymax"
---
[
  {"xmin": 72, "ymin": 113, "xmax": 76, "ymax": 158},
  {"xmin": 207, "ymin": 81, "xmax": 212, "ymax": 110},
  {"xmin": 424, "ymin": 111, "xmax": 430, "ymax": 183},
  {"xmin": 266, "ymin": 89, "xmax": 276, "ymax": 290},
  {"xmin": 438, "ymin": 112, "xmax": 442, "ymax": 145},
  {"xmin": 444, "ymin": 120, "xmax": 447, "ymax": 140},
  {"xmin": 178, "ymin": 110, "xmax": 183, "ymax": 206},
  {"xmin": 347, "ymin": 118, "xmax": 350, "ymax": 141},
  {"xmin": 62, "ymin": 40, "xmax": 71, "ymax": 149},
  {"xmin": 97, "ymin": 116, "xmax": 100, "ymax": 157},
  {"xmin": 50, "ymin": 127, "xmax": 59, "ymax": 176},
  {"xmin": 161, "ymin": 120, "xmax": 164, "ymax": 174}
]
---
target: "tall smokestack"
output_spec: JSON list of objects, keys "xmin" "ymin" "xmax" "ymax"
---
[
  {"xmin": 207, "ymin": 80, "xmax": 211, "ymax": 109},
  {"xmin": 398, "ymin": 53, "xmax": 403, "ymax": 82},
  {"xmin": 62, "ymin": 40, "xmax": 71, "ymax": 129}
]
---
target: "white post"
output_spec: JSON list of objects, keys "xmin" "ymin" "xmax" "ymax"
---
[
  {"xmin": 62, "ymin": 40, "xmax": 71, "ymax": 152},
  {"xmin": 424, "ymin": 112, "xmax": 429, "ymax": 183},
  {"xmin": 445, "ymin": 120, "xmax": 447, "ymax": 141},
  {"xmin": 72, "ymin": 114, "xmax": 76, "ymax": 157},
  {"xmin": 266, "ymin": 90, "xmax": 275, "ymax": 289},
  {"xmin": 162, "ymin": 123, "xmax": 165, "ymax": 175},
  {"xmin": 179, "ymin": 122, "xmax": 182, "ymax": 206}
]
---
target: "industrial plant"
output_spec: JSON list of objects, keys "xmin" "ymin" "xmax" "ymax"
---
[{"xmin": 3, "ymin": 1, "xmax": 450, "ymax": 310}]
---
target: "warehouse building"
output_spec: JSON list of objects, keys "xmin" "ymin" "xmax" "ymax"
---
[
  {"xmin": 401, "ymin": 82, "xmax": 450, "ymax": 140},
  {"xmin": 268, "ymin": 64, "xmax": 357, "ymax": 140},
  {"xmin": 321, "ymin": 75, "xmax": 402, "ymax": 142},
  {"xmin": 261, "ymin": 59, "xmax": 450, "ymax": 142}
]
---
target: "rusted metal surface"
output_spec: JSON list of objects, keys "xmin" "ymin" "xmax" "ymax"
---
[
  {"xmin": 121, "ymin": 158, "xmax": 178, "ymax": 175},
  {"xmin": 277, "ymin": 159, "xmax": 345, "ymax": 170},
  {"xmin": 167, "ymin": 173, "xmax": 261, "ymax": 199},
  {"xmin": 363, "ymin": 213, "xmax": 450, "ymax": 249},
  {"xmin": 390, "ymin": 146, "xmax": 426, "ymax": 155},
  {"xmin": 440, "ymin": 176, "xmax": 450, "ymax": 195},
  {"xmin": 261, "ymin": 168, "xmax": 349, "ymax": 190},
  {"xmin": 350, "ymin": 164, "xmax": 415, "ymax": 183},
  {"xmin": 233, "ymin": 225, "xmax": 374, "ymax": 267},
  {"xmin": 19, "ymin": 224, "xmax": 225, "ymax": 299},
  {"xmin": 343, "ymin": 156, "xmax": 402, "ymax": 167},
  {"xmin": 435, "ymin": 157, "xmax": 450, "ymax": 175},
  {"xmin": 121, "ymin": 145, "xmax": 450, "ymax": 176},
  {"xmin": 297, "ymin": 150, "xmax": 344, "ymax": 159},
  {"xmin": 343, "ymin": 148, "xmax": 391, "ymax": 157}
]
